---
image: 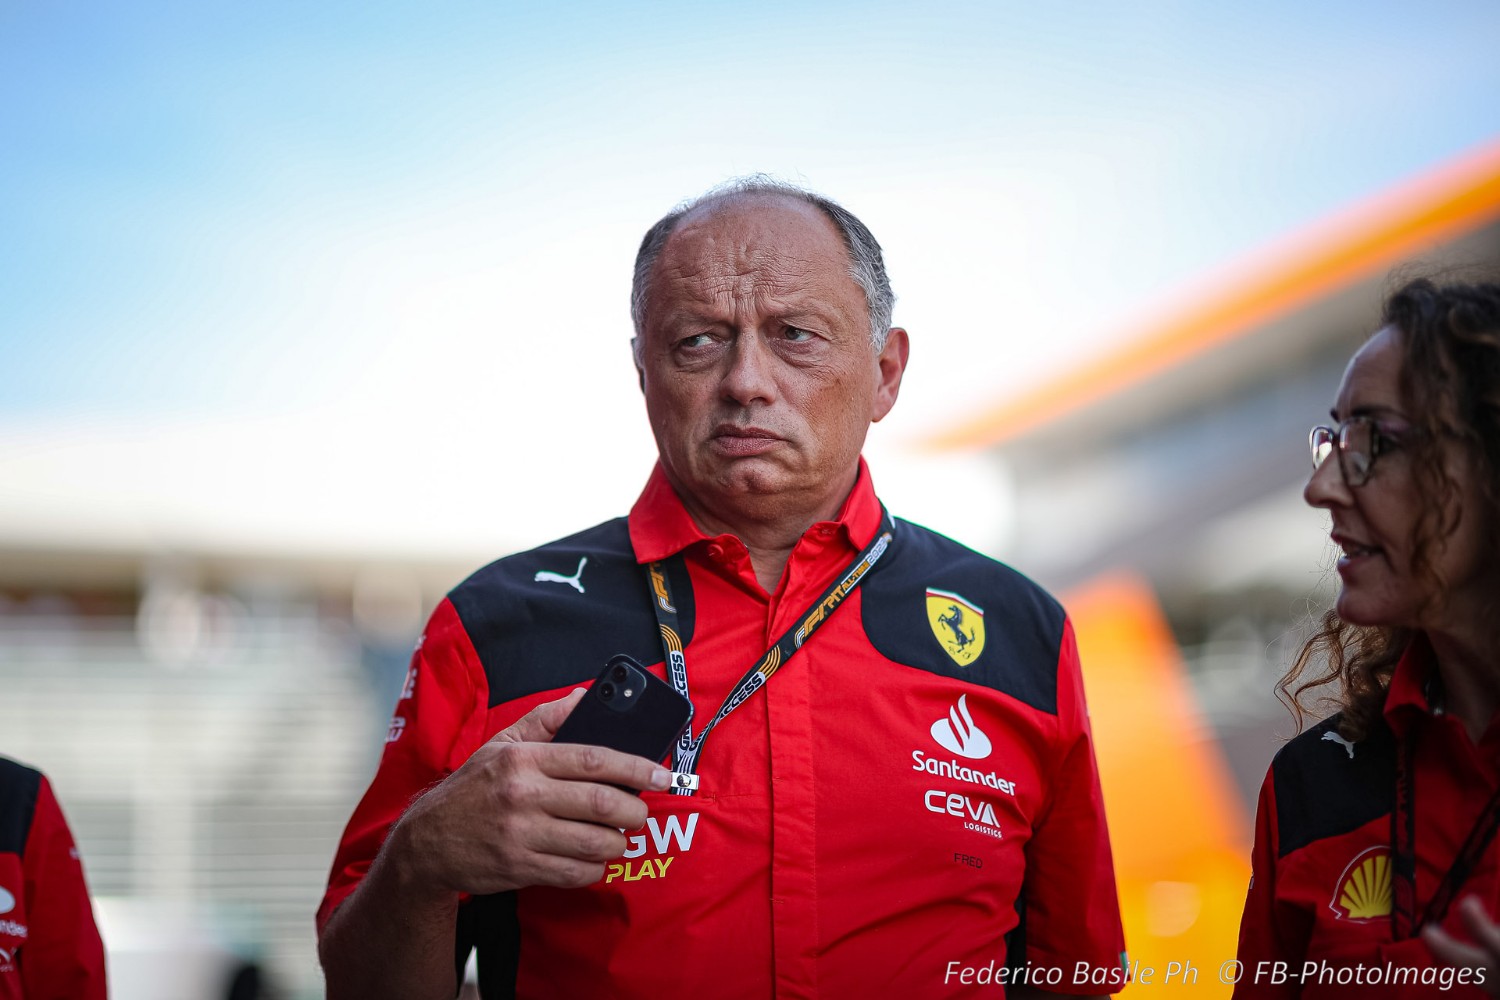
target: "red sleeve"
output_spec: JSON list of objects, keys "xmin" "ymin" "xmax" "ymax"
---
[
  {"xmin": 20, "ymin": 775, "xmax": 106, "ymax": 1000},
  {"xmin": 317, "ymin": 598, "xmax": 489, "ymax": 936},
  {"xmin": 1233, "ymin": 767, "xmax": 1301, "ymax": 999},
  {"xmin": 1020, "ymin": 617, "xmax": 1129, "ymax": 992}
]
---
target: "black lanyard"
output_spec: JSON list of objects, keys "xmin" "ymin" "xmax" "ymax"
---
[
  {"xmin": 644, "ymin": 508, "xmax": 895, "ymax": 796},
  {"xmin": 1391, "ymin": 727, "xmax": 1500, "ymax": 938}
]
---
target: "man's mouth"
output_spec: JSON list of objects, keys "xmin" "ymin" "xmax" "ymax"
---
[{"xmin": 710, "ymin": 426, "xmax": 782, "ymax": 456}]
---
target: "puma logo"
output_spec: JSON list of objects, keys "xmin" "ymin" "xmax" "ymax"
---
[
  {"xmin": 1322, "ymin": 731, "xmax": 1355, "ymax": 759},
  {"xmin": 535, "ymin": 557, "xmax": 587, "ymax": 594}
]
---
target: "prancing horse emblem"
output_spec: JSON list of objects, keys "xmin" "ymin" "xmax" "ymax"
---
[
  {"xmin": 925, "ymin": 587, "xmax": 985, "ymax": 667},
  {"xmin": 535, "ymin": 557, "xmax": 588, "ymax": 594},
  {"xmin": 940, "ymin": 605, "xmax": 975, "ymax": 651}
]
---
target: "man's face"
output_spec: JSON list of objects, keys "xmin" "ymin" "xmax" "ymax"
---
[{"xmin": 635, "ymin": 194, "xmax": 907, "ymax": 527}]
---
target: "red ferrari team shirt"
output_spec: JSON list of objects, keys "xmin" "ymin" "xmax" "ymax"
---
[
  {"xmin": 322, "ymin": 461, "xmax": 1127, "ymax": 998},
  {"xmin": 1235, "ymin": 639, "xmax": 1499, "ymax": 997},
  {"xmin": 0, "ymin": 758, "xmax": 106, "ymax": 1000}
]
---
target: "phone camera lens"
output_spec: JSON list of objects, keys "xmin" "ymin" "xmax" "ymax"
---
[
  {"xmin": 611, "ymin": 663, "xmax": 629, "ymax": 683},
  {"xmin": 599, "ymin": 682, "xmax": 616, "ymax": 699}
]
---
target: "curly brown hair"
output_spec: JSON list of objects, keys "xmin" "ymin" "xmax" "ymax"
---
[{"xmin": 1279, "ymin": 277, "xmax": 1500, "ymax": 740}]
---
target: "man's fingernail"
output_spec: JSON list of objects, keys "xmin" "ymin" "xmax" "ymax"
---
[{"xmin": 650, "ymin": 767, "xmax": 671, "ymax": 789}]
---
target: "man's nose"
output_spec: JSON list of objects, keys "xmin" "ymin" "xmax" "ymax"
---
[
  {"xmin": 719, "ymin": 333, "xmax": 778, "ymax": 407},
  {"xmin": 1303, "ymin": 449, "xmax": 1352, "ymax": 510}
]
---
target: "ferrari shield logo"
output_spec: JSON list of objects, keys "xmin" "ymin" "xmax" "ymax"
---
[{"xmin": 926, "ymin": 588, "xmax": 985, "ymax": 666}]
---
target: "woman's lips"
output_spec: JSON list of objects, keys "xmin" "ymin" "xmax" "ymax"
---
[{"xmin": 1332, "ymin": 533, "xmax": 1381, "ymax": 575}]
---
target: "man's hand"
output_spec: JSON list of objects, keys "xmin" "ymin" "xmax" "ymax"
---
[
  {"xmin": 320, "ymin": 688, "xmax": 672, "ymax": 1000},
  {"xmin": 1424, "ymin": 896, "xmax": 1500, "ymax": 995},
  {"xmin": 392, "ymin": 688, "xmax": 673, "ymax": 898}
]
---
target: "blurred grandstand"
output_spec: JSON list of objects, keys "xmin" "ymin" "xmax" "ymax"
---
[
  {"xmin": 0, "ymin": 553, "xmax": 467, "ymax": 996},
  {"xmin": 1, "ymin": 138, "xmax": 1497, "ymax": 997}
]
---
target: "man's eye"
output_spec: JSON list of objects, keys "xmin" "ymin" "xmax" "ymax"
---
[
  {"xmin": 784, "ymin": 327, "xmax": 814, "ymax": 342},
  {"xmin": 679, "ymin": 333, "xmax": 714, "ymax": 349}
]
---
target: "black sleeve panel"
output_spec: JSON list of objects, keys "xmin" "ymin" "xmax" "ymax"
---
[
  {"xmin": 453, "ymin": 892, "xmax": 519, "ymax": 1000},
  {"xmin": 1272, "ymin": 714, "xmax": 1395, "ymax": 859},
  {"xmin": 446, "ymin": 518, "xmax": 696, "ymax": 709},
  {"xmin": 1003, "ymin": 892, "xmax": 1027, "ymax": 973},
  {"xmin": 859, "ymin": 519, "xmax": 1065, "ymax": 715},
  {"xmin": 0, "ymin": 755, "xmax": 42, "ymax": 855}
]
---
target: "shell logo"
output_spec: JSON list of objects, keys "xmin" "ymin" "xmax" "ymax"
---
[{"xmin": 1329, "ymin": 846, "xmax": 1392, "ymax": 920}]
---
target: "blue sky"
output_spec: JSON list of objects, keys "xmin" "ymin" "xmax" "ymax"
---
[{"xmin": 1, "ymin": 1, "xmax": 1497, "ymax": 553}]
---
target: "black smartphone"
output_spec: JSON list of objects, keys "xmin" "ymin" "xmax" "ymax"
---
[{"xmin": 552, "ymin": 654, "xmax": 694, "ymax": 768}]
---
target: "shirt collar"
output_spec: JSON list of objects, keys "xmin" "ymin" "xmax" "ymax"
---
[
  {"xmin": 628, "ymin": 457, "xmax": 883, "ymax": 564},
  {"xmin": 1384, "ymin": 634, "xmax": 1439, "ymax": 736}
]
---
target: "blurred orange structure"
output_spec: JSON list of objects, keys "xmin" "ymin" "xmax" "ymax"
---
[
  {"xmin": 929, "ymin": 137, "xmax": 1500, "ymax": 454},
  {"xmin": 1067, "ymin": 573, "xmax": 1250, "ymax": 996}
]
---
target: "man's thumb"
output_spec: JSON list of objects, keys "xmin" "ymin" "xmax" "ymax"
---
[{"xmin": 503, "ymin": 687, "xmax": 586, "ymax": 744}]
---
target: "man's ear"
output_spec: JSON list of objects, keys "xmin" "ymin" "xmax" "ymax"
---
[
  {"xmin": 632, "ymin": 337, "xmax": 645, "ymax": 393},
  {"xmin": 871, "ymin": 327, "xmax": 909, "ymax": 423}
]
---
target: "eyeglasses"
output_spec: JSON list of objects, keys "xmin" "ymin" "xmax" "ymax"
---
[{"xmin": 1308, "ymin": 416, "xmax": 1408, "ymax": 487}]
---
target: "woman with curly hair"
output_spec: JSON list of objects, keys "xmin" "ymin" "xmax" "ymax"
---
[{"xmin": 1234, "ymin": 278, "xmax": 1500, "ymax": 997}]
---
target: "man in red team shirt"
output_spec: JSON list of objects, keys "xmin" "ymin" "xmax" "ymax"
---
[
  {"xmin": 320, "ymin": 181, "xmax": 1126, "ymax": 998},
  {"xmin": 0, "ymin": 756, "xmax": 106, "ymax": 1000}
]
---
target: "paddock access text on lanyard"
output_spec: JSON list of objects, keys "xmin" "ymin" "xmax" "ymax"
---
[
  {"xmin": 644, "ymin": 509, "xmax": 894, "ymax": 796},
  {"xmin": 1391, "ymin": 728, "xmax": 1500, "ymax": 938}
]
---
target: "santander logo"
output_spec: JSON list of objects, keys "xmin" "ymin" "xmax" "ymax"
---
[
  {"xmin": 931, "ymin": 694, "xmax": 992, "ymax": 760},
  {"xmin": 0, "ymin": 887, "xmax": 13, "ymax": 915}
]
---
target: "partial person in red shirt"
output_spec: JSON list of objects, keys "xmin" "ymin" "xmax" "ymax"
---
[
  {"xmin": 0, "ymin": 756, "xmax": 106, "ymax": 1000},
  {"xmin": 319, "ymin": 179, "xmax": 1126, "ymax": 999},
  {"xmin": 1235, "ymin": 278, "xmax": 1500, "ymax": 997}
]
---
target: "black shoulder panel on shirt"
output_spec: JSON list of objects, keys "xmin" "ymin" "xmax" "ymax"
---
[
  {"xmin": 860, "ymin": 519, "xmax": 1064, "ymax": 715},
  {"xmin": 447, "ymin": 518, "xmax": 695, "ymax": 709},
  {"xmin": 0, "ymin": 756, "xmax": 42, "ymax": 855},
  {"xmin": 1272, "ymin": 714, "xmax": 1395, "ymax": 859}
]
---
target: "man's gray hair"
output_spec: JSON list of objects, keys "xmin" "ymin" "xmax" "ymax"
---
[{"xmin": 630, "ymin": 176, "xmax": 896, "ymax": 352}]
